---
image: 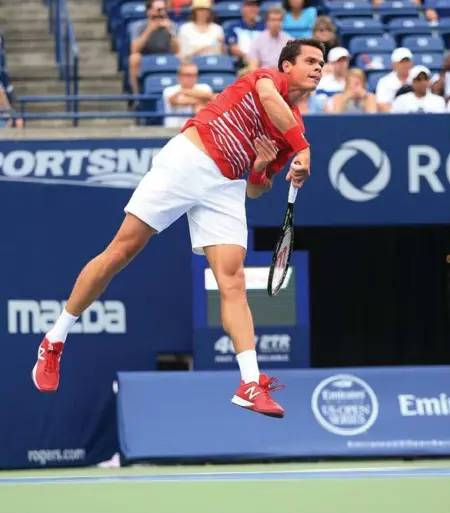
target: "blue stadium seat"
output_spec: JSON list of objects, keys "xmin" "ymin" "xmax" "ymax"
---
[
  {"xmin": 436, "ymin": 17, "xmax": 450, "ymax": 45},
  {"xmin": 192, "ymin": 55, "xmax": 235, "ymax": 74},
  {"xmin": 143, "ymin": 74, "xmax": 178, "ymax": 94},
  {"xmin": 325, "ymin": 1, "xmax": 373, "ymax": 18},
  {"xmin": 367, "ymin": 71, "xmax": 386, "ymax": 92},
  {"xmin": 212, "ymin": 2, "xmax": 242, "ymax": 22},
  {"xmin": 140, "ymin": 55, "xmax": 181, "ymax": 79},
  {"xmin": 199, "ymin": 74, "xmax": 236, "ymax": 92},
  {"xmin": 355, "ymin": 53, "xmax": 392, "ymax": 71},
  {"xmin": 260, "ymin": 1, "xmax": 282, "ymax": 14},
  {"xmin": 335, "ymin": 18, "xmax": 384, "ymax": 46},
  {"xmin": 402, "ymin": 35, "xmax": 445, "ymax": 52},
  {"xmin": 413, "ymin": 52, "xmax": 444, "ymax": 70},
  {"xmin": 120, "ymin": 2, "xmax": 146, "ymax": 22},
  {"xmin": 387, "ymin": 18, "xmax": 431, "ymax": 38},
  {"xmin": 349, "ymin": 35, "xmax": 396, "ymax": 54},
  {"xmin": 374, "ymin": 1, "xmax": 420, "ymax": 23}
]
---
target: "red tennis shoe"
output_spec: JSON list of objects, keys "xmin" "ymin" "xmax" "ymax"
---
[
  {"xmin": 232, "ymin": 373, "xmax": 285, "ymax": 418},
  {"xmin": 32, "ymin": 337, "xmax": 64, "ymax": 392}
]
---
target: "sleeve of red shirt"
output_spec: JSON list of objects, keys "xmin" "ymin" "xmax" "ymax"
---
[{"xmin": 249, "ymin": 68, "xmax": 289, "ymax": 97}]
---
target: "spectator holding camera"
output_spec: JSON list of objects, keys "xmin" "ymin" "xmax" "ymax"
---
[
  {"xmin": 328, "ymin": 68, "xmax": 377, "ymax": 113},
  {"xmin": 128, "ymin": 0, "xmax": 179, "ymax": 99}
]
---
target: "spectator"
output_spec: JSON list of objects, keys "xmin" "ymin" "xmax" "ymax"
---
[
  {"xmin": 0, "ymin": 82, "xmax": 23, "ymax": 129},
  {"xmin": 225, "ymin": 0, "xmax": 264, "ymax": 70},
  {"xmin": 282, "ymin": 0, "xmax": 317, "ymax": 39},
  {"xmin": 297, "ymin": 91, "xmax": 326, "ymax": 114},
  {"xmin": 430, "ymin": 51, "xmax": 450, "ymax": 102},
  {"xmin": 316, "ymin": 47, "xmax": 350, "ymax": 100},
  {"xmin": 376, "ymin": 47, "xmax": 412, "ymax": 112},
  {"xmin": 328, "ymin": 68, "xmax": 377, "ymax": 113},
  {"xmin": 391, "ymin": 65, "xmax": 446, "ymax": 113},
  {"xmin": 167, "ymin": 0, "xmax": 192, "ymax": 9},
  {"xmin": 372, "ymin": 0, "xmax": 438, "ymax": 20},
  {"xmin": 178, "ymin": 0, "xmax": 224, "ymax": 58},
  {"xmin": 162, "ymin": 61, "xmax": 214, "ymax": 128},
  {"xmin": 312, "ymin": 16, "xmax": 338, "ymax": 62},
  {"xmin": 128, "ymin": 0, "xmax": 179, "ymax": 99},
  {"xmin": 247, "ymin": 6, "xmax": 291, "ymax": 71}
]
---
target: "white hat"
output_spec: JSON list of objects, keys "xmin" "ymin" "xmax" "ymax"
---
[
  {"xmin": 409, "ymin": 65, "xmax": 431, "ymax": 81},
  {"xmin": 391, "ymin": 47, "xmax": 413, "ymax": 63},
  {"xmin": 328, "ymin": 47, "xmax": 350, "ymax": 63}
]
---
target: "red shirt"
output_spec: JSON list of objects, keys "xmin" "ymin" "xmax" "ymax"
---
[{"xmin": 182, "ymin": 68, "xmax": 309, "ymax": 180}]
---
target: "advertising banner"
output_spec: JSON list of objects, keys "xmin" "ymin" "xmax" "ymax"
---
[{"xmin": 117, "ymin": 366, "xmax": 450, "ymax": 462}]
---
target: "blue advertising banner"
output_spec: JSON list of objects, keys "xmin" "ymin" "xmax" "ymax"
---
[
  {"xmin": 0, "ymin": 113, "xmax": 449, "ymax": 227},
  {"xmin": 0, "ymin": 181, "xmax": 191, "ymax": 469},
  {"xmin": 192, "ymin": 247, "xmax": 310, "ymax": 370},
  {"xmin": 117, "ymin": 366, "xmax": 450, "ymax": 462}
]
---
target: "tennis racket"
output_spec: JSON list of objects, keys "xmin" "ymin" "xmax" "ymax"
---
[{"xmin": 267, "ymin": 183, "xmax": 298, "ymax": 297}]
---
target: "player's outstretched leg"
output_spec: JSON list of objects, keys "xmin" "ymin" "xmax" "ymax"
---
[
  {"xmin": 32, "ymin": 213, "xmax": 155, "ymax": 393},
  {"xmin": 204, "ymin": 245, "xmax": 285, "ymax": 418}
]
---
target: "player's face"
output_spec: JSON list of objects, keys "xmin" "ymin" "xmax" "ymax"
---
[{"xmin": 284, "ymin": 46, "xmax": 324, "ymax": 91}]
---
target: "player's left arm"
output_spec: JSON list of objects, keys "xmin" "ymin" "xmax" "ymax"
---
[{"xmin": 247, "ymin": 136, "xmax": 279, "ymax": 199}]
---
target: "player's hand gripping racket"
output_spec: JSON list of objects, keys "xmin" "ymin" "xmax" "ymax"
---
[{"xmin": 267, "ymin": 183, "xmax": 297, "ymax": 297}]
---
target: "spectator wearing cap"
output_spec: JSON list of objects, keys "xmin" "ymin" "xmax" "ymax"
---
[
  {"xmin": 162, "ymin": 61, "xmax": 214, "ymax": 128},
  {"xmin": 178, "ymin": 0, "xmax": 224, "ymax": 58},
  {"xmin": 247, "ymin": 6, "xmax": 291, "ymax": 71},
  {"xmin": 282, "ymin": 0, "xmax": 317, "ymax": 39},
  {"xmin": 316, "ymin": 47, "xmax": 350, "ymax": 100},
  {"xmin": 128, "ymin": 0, "xmax": 179, "ymax": 100},
  {"xmin": 391, "ymin": 66, "xmax": 446, "ymax": 113},
  {"xmin": 225, "ymin": 0, "xmax": 264, "ymax": 70},
  {"xmin": 376, "ymin": 47, "xmax": 412, "ymax": 113}
]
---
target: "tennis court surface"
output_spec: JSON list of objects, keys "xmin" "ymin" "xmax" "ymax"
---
[{"xmin": 2, "ymin": 460, "xmax": 450, "ymax": 513}]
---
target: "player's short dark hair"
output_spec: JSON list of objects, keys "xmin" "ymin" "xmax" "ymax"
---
[{"xmin": 278, "ymin": 39, "xmax": 325, "ymax": 72}]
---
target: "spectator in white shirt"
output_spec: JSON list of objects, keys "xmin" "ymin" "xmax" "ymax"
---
[
  {"xmin": 316, "ymin": 47, "xmax": 350, "ymax": 100},
  {"xmin": 430, "ymin": 51, "xmax": 450, "ymax": 102},
  {"xmin": 391, "ymin": 66, "xmax": 446, "ymax": 113},
  {"xmin": 178, "ymin": 0, "xmax": 224, "ymax": 58},
  {"xmin": 376, "ymin": 47, "xmax": 412, "ymax": 112},
  {"xmin": 162, "ymin": 61, "xmax": 214, "ymax": 128}
]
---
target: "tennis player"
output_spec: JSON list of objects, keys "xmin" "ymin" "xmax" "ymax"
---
[{"xmin": 32, "ymin": 38, "xmax": 324, "ymax": 419}]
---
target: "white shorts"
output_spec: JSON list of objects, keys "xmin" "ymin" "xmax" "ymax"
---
[{"xmin": 124, "ymin": 133, "xmax": 247, "ymax": 255}]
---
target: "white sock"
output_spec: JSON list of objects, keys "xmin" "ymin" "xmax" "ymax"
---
[
  {"xmin": 46, "ymin": 309, "xmax": 79, "ymax": 343},
  {"xmin": 236, "ymin": 350, "xmax": 260, "ymax": 384}
]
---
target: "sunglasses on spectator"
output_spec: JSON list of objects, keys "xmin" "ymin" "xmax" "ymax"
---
[{"xmin": 179, "ymin": 72, "xmax": 198, "ymax": 77}]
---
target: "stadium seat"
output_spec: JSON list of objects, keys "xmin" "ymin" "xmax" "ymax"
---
[
  {"xmin": 401, "ymin": 35, "xmax": 445, "ymax": 52},
  {"xmin": 413, "ymin": 52, "xmax": 444, "ymax": 71},
  {"xmin": 325, "ymin": 1, "xmax": 373, "ymax": 19},
  {"xmin": 335, "ymin": 18, "xmax": 384, "ymax": 46},
  {"xmin": 120, "ymin": 2, "xmax": 146, "ymax": 22},
  {"xmin": 212, "ymin": 2, "xmax": 242, "ymax": 22},
  {"xmin": 436, "ymin": 18, "xmax": 450, "ymax": 46},
  {"xmin": 192, "ymin": 55, "xmax": 235, "ymax": 74},
  {"xmin": 355, "ymin": 53, "xmax": 392, "ymax": 71},
  {"xmin": 387, "ymin": 18, "xmax": 431, "ymax": 39},
  {"xmin": 140, "ymin": 55, "xmax": 181, "ymax": 80},
  {"xmin": 199, "ymin": 74, "xmax": 236, "ymax": 92},
  {"xmin": 374, "ymin": 1, "xmax": 420, "ymax": 23},
  {"xmin": 143, "ymin": 74, "xmax": 178, "ymax": 94},
  {"xmin": 260, "ymin": 1, "xmax": 282, "ymax": 15},
  {"xmin": 349, "ymin": 35, "xmax": 396, "ymax": 54},
  {"xmin": 367, "ymin": 71, "xmax": 386, "ymax": 92}
]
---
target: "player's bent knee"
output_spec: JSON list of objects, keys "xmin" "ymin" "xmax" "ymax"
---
[{"xmin": 217, "ymin": 267, "xmax": 246, "ymax": 299}]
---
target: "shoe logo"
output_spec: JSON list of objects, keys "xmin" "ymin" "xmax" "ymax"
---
[
  {"xmin": 38, "ymin": 346, "xmax": 45, "ymax": 361},
  {"xmin": 244, "ymin": 386, "xmax": 261, "ymax": 400}
]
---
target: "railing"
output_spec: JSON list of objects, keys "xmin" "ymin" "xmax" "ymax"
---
[{"xmin": 47, "ymin": 0, "xmax": 79, "ymax": 120}]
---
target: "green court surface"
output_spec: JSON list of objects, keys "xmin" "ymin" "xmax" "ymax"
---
[{"xmin": 1, "ymin": 460, "xmax": 450, "ymax": 513}]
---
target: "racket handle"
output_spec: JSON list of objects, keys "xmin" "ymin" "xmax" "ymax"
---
[{"xmin": 288, "ymin": 183, "xmax": 298, "ymax": 204}]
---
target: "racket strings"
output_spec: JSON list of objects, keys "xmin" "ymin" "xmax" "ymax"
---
[{"xmin": 272, "ymin": 226, "xmax": 293, "ymax": 293}]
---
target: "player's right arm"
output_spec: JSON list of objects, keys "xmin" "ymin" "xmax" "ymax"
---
[{"xmin": 256, "ymin": 78, "xmax": 310, "ymax": 187}]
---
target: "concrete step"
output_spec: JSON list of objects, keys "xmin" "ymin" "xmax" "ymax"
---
[
  {"xmin": 4, "ymin": 20, "xmax": 107, "ymax": 39},
  {"xmin": 22, "ymin": 100, "xmax": 128, "ymax": 113},
  {"xmin": 24, "ymin": 118, "xmax": 134, "ymax": 128},
  {"xmin": 5, "ymin": 40, "xmax": 55, "ymax": 53},
  {"xmin": 14, "ymin": 79, "xmax": 124, "ymax": 96},
  {"xmin": 8, "ymin": 66, "xmax": 59, "ymax": 81}
]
